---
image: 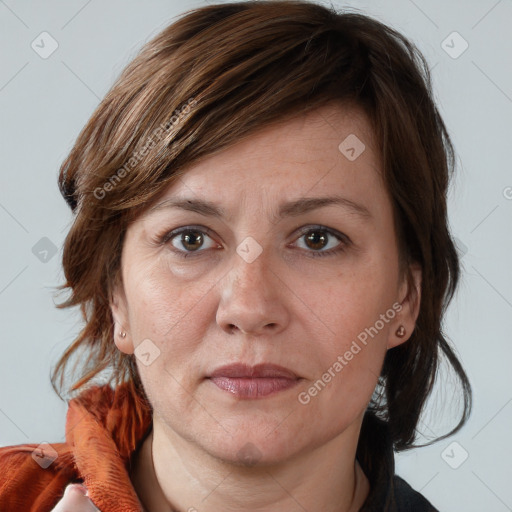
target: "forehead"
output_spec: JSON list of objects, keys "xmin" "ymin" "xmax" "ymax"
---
[
  {"xmin": 144, "ymin": 102, "xmax": 386, "ymax": 221},
  {"xmin": 195, "ymin": 101, "xmax": 378, "ymax": 172}
]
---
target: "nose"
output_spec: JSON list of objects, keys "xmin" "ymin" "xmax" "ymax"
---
[{"xmin": 216, "ymin": 247, "xmax": 290, "ymax": 336}]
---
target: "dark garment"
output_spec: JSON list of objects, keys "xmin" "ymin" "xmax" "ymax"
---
[{"xmin": 357, "ymin": 411, "xmax": 439, "ymax": 511}]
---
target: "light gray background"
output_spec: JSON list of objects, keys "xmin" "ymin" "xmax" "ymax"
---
[{"xmin": 1, "ymin": 0, "xmax": 511, "ymax": 510}]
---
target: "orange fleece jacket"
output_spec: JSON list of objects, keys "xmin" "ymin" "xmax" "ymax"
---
[{"xmin": 0, "ymin": 382, "xmax": 152, "ymax": 512}]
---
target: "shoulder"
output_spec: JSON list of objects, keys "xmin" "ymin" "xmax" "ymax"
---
[
  {"xmin": 392, "ymin": 475, "xmax": 440, "ymax": 511},
  {"xmin": 0, "ymin": 443, "xmax": 76, "ymax": 511}
]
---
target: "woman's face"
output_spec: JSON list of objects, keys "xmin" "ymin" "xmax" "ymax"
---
[{"xmin": 112, "ymin": 102, "xmax": 421, "ymax": 465}]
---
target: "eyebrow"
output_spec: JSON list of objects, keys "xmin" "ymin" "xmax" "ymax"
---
[{"xmin": 148, "ymin": 195, "xmax": 372, "ymax": 221}]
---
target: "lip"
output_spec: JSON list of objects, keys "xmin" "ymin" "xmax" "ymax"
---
[
  {"xmin": 207, "ymin": 363, "xmax": 300, "ymax": 399},
  {"xmin": 208, "ymin": 363, "xmax": 299, "ymax": 379}
]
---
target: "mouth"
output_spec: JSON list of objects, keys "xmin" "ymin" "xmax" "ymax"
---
[{"xmin": 207, "ymin": 363, "xmax": 301, "ymax": 399}]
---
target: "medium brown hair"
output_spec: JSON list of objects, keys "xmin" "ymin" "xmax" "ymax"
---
[{"xmin": 53, "ymin": 0, "xmax": 472, "ymax": 450}]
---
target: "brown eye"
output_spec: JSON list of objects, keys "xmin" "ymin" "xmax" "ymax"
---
[
  {"xmin": 294, "ymin": 226, "xmax": 348, "ymax": 258},
  {"xmin": 304, "ymin": 230, "xmax": 329, "ymax": 250},
  {"xmin": 180, "ymin": 230, "xmax": 204, "ymax": 251},
  {"xmin": 166, "ymin": 227, "xmax": 218, "ymax": 256}
]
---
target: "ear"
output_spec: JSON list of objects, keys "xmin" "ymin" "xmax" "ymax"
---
[
  {"xmin": 387, "ymin": 262, "xmax": 422, "ymax": 349},
  {"xmin": 110, "ymin": 278, "xmax": 135, "ymax": 355}
]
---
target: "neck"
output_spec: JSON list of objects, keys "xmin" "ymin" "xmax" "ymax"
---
[{"xmin": 130, "ymin": 417, "xmax": 370, "ymax": 512}]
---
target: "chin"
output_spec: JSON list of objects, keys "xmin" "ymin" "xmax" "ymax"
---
[{"xmin": 199, "ymin": 420, "xmax": 310, "ymax": 468}]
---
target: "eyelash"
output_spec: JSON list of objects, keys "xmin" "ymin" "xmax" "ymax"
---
[{"xmin": 155, "ymin": 225, "xmax": 350, "ymax": 259}]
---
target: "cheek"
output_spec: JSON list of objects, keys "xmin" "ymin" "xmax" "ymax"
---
[
  {"xmin": 296, "ymin": 286, "xmax": 390, "ymax": 428},
  {"xmin": 298, "ymin": 257, "xmax": 395, "ymax": 344},
  {"xmin": 123, "ymin": 257, "xmax": 214, "ymax": 349},
  {"xmin": 293, "ymin": 257, "xmax": 395, "ymax": 396}
]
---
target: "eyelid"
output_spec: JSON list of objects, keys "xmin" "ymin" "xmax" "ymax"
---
[
  {"xmin": 291, "ymin": 224, "xmax": 348, "ymax": 242},
  {"xmin": 159, "ymin": 225, "xmax": 217, "ymax": 244}
]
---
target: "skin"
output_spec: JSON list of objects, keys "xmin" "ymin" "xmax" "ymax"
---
[
  {"xmin": 111, "ymin": 102, "xmax": 422, "ymax": 512},
  {"xmin": 50, "ymin": 484, "xmax": 99, "ymax": 511}
]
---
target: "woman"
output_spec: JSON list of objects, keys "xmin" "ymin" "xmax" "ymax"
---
[{"xmin": 0, "ymin": 1, "xmax": 471, "ymax": 511}]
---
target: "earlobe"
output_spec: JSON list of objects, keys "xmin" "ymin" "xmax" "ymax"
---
[
  {"xmin": 113, "ymin": 327, "xmax": 134, "ymax": 355},
  {"xmin": 388, "ymin": 262, "xmax": 422, "ymax": 349},
  {"xmin": 110, "ymin": 284, "xmax": 135, "ymax": 355}
]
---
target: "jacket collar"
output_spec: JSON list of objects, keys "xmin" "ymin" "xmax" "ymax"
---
[{"xmin": 63, "ymin": 381, "xmax": 152, "ymax": 511}]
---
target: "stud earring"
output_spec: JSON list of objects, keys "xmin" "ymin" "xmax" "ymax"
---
[
  {"xmin": 119, "ymin": 331, "xmax": 127, "ymax": 338},
  {"xmin": 395, "ymin": 325, "xmax": 406, "ymax": 338}
]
